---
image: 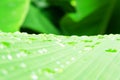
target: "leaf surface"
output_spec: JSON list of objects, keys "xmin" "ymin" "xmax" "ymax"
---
[{"xmin": 0, "ymin": 32, "xmax": 120, "ymax": 80}]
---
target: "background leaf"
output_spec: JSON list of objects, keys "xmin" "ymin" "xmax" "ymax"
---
[
  {"xmin": 106, "ymin": 0, "xmax": 120, "ymax": 34},
  {"xmin": 60, "ymin": 0, "xmax": 116, "ymax": 35},
  {"xmin": 0, "ymin": 0, "xmax": 30, "ymax": 32},
  {"xmin": 22, "ymin": 5, "xmax": 60, "ymax": 34},
  {"xmin": 46, "ymin": 0, "xmax": 75, "ymax": 13}
]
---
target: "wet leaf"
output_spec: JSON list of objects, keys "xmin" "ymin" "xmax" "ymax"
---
[{"xmin": 0, "ymin": 32, "xmax": 120, "ymax": 80}]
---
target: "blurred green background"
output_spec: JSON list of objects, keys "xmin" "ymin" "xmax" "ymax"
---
[{"xmin": 0, "ymin": 0, "xmax": 120, "ymax": 36}]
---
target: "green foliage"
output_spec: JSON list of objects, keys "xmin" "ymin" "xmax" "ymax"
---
[
  {"xmin": 23, "ymin": 5, "xmax": 60, "ymax": 34},
  {"xmin": 0, "ymin": 0, "xmax": 120, "ymax": 35},
  {"xmin": 60, "ymin": 0, "xmax": 116, "ymax": 35},
  {"xmin": 0, "ymin": 0, "xmax": 30, "ymax": 32},
  {"xmin": 107, "ymin": 0, "xmax": 120, "ymax": 34},
  {"xmin": 1, "ymin": 32, "xmax": 120, "ymax": 80}
]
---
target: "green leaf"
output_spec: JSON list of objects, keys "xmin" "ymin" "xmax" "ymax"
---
[
  {"xmin": 60, "ymin": 0, "xmax": 116, "ymax": 35},
  {"xmin": 46, "ymin": 0, "xmax": 75, "ymax": 12},
  {"xmin": 107, "ymin": 0, "xmax": 120, "ymax": 34},
  {"xmin": 1, "ymin": 32, "xmax": 120, "ymax": 80},
  {"xmin": 0, "ymin": 0, "xmax": 30, "ymax": 32},
  {"xmin": 23, "ymin": 5, "xmax": 60, "ymax": 34}
]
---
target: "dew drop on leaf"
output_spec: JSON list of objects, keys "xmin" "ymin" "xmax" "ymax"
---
[
  {"xmin": 1, "ymin": 55, "xmax": 6, "ymax": 60},
  {"xmin": 54, "ymin": 68, "xmax": 63, "ymax": 73},
  {"xmin": 20, "ymin": 62, "xmax": 27, "ymax": 68},
  {"xmin": 79, "ymin": 50, "xmax": 82, "ymax": 53},
  {"xmin": 16, "ymin": 51, "xmax": 28, "ymax": 58},
  {"xmin": 38, "ymin": 48, "xmax": 48, "ymax": 54},
  {"xmin": 60, "ymin": 65, "xmax": 65, "ymax": 68},
  {"xmin": 56, "ymin": 61, "xmax": 61, "ymax": 65},
  {"xmin": 1, "ymin": 69, "xmax": 8, "ymax": 75},
  {"xmin": 66, "ymin": 61, "xmax": 70, "ymax": 65},
  {"xmin": 83, "ymin": 47, "xmax": 93, "ymax": 51},
  {"xmin": 0, "ymin": 44, "xmax": 5, "ymax": 49},
  {"xmin": 7, "ymin": 54, "xmax": 13, "ymax": 60},
  {"xmin": 56, "ymin": 42, "xmax": 65, "ymax": 47},
  {"xmin": 31, "ymin": 72, "xmax": 38, "ymax": 80},
  {"xmin": 71, "ymin": 57, "xmax": 76, "ymax": 61}
]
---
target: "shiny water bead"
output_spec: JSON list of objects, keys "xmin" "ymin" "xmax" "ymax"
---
[
  {"xmin": 20, "ymin": 62, "xmax": 27, "ymax": 68},
  {"xmin": 31, "ymin": 72, "xmax": 38, "ymax": 80},
  {"xmin": 7, "ymin": 54, "xmax": 13, "ymax": 60},
  {"xmin": 38, "ymin": 48, "xmax": 48, "ymax": 54},
  {"xmin": 1, "ymin": 69, "xmax": 8, "ymax": 75}
]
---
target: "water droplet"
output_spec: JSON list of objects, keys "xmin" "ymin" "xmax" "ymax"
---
[
  {"xmin": 0, "ymin": 44, "xmax": 5, "ymax": 49},
  {"xmin": 84, "ymin": 47, "xmax": 92, "ymax": 51},
  {"xmin": 1, "ymin": 69, "xmax": 8, "ymax": 75},
  {"xmin": 54, "ymin": 68, "xmax": 59, "ymax": 72},
  {"xmin": 56, "ymin": 61, "xmax": 61, "ymax": 65},
  {"xmin": 79, "ymin": 50, "xmax": 82, "ymax": 53},
  {"xmin": 20, "ymin": 63, "xmax": 27, "ymax": 68},
  {"xmin": 71, "ymin": 57, "xmax": 76, "ymax": 61},
  {"xmin": 15, "ymin": 37, "xmax": 21, "ymax": 41},
  {"xmin": 54, "ymin": 68, "xmax": 63, "ymax": 73},
  {"xmin": 44, "ymin": 71, "xmax": 55, "ymax": 80},
  {"xmin": 60, "ymin": 65, "xmax": 65, "ymax": 68},
  {"xmin": 38, "ymin": 48, "xmax": 47, "ymax": 54},
  {"xmin": 37, "ymin": 69, "xmax": 42, "ymax": 74},
  {"xmin": 56, "ymin": 42, "xmax": 65, "ymax": 47},
  {"xmin": 1, "ymin": 55, "xmax": 6, "ymax": 60},
  {"xmin": 105, "ymin": 49, "xmax": 117, "ymax": 53},
  {"xmin": 7, "ymin": 54, "xmax": 12, "ymax": 60},
  {"xmin": 56, "ymin": 38, "xmax": 62, "ymax": 42},
  {"xmin": 31, "ymin": 72, "xmax": 38, "ymax": 80},
  {"xmin": 66, "ymin": 61, "xmax": 70, "ymax": 65},
  {"xmin": 14, "ymin": 31, "xmax": 22, "ymax": 35},
  {"xmin": 81, "ymin": 36, "xmax": 88, "ymax": 39},
  {"xmin": 35, "ymin": 1, "xmax": 48, "ymax": 8},
  {"xmin": 16, "ymin": 51, "xmax": 27, "ymax": 58}
]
